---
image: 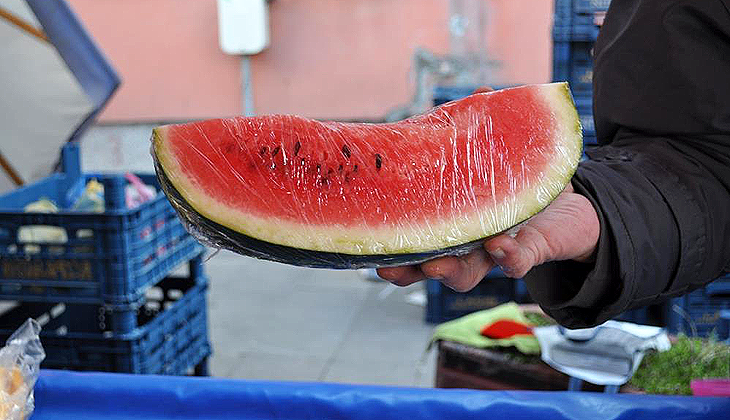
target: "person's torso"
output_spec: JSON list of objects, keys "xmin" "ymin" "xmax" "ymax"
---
[{"xmin": 592, "ymin": 0, "xmax": 730, "ymax": 143}]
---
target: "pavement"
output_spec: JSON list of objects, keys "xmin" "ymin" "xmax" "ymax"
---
[{"xmin": 204, "ymin": 250, "xmax": 437, "ymax": 387}]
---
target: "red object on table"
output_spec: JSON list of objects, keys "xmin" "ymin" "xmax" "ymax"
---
[{"xmin": 480, "ymin": 319, "xmax": 533, "ymax": 339}]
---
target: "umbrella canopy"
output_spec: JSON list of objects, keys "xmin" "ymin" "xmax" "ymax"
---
[{"xmin": 0, "ymin": 0, "xmax": 119, "ymax": 193}]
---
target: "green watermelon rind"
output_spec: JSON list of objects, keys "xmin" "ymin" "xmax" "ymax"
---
[
  {"xmin": 154, "ymin": 156, "xmax": 488, "ymax": 268},
  {"xmin": 152, "ymin": 82, "xmax": 583, "ymax": 267}
]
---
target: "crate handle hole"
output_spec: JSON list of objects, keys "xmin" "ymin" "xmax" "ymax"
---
[
  {"xmin": 17, "ymin": 225, "xmax": 68, "ymax": 245},
  {"xmin": 48, "ymin": 246, "xmax": 65, "ymax": 255},
  {"xmin": 50, "ymin": 303, "xmax": 66, "ymax": 318},
  {"xmin": 36, "ymin": 313, "xmax": 50, "ymax": 326},
  {"xmin": 146, "ymin": 301, "xmax": 161, "ymax": 312},
  {"xmin": 76, "ymin": 229, "xmax": 94, "ymax": 239},
  {"xmin": 145, "ymin": 287, "xmax": 164, "ymax": 301}
]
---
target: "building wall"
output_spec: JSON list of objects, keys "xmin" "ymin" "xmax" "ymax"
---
[
  {"xmin": 67, "ymin": 0, "xmax": 241, "ymax": 122},
  {"xmin": 68, "ymin": 0, "xmax": 553, "ymax": 122},
  {"xmin": 249, "ymin": 0, "xmax": 450, "ymax": 119}
]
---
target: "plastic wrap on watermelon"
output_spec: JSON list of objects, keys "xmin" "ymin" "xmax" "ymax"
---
[{"xmin": 151, "ymin": 83, "xmax": 583, "ymax": 269}]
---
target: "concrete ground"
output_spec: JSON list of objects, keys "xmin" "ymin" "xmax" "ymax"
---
[{"xmin": 204, "ymin": 250, "xmax": 437, "ymax": 387}]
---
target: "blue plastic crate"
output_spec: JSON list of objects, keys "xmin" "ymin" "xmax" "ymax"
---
[
  {"xmin": 553, "ymin": 23, "xmax": 600, "ymax": 42},
  {"xmin": 426, "ymin": 269, "xmax": 517, "ymax": 324},
  {"xmin": 554, "ymin": 0, "xmax": 612, "ymax": 16},
  {"xmin": 554, "ymin": 14, "xmax": 603, "ymax": 29},
  {"xmin": 615, "ymin": 307, "xmax": 650, "ymax": 325},
  {"xmin": 667, "ymin": 276, "xmax": 730, "ymax": 338},
  {"xmin": 554, "ymin": 0, "xmax": 572, "ymax": 18},
  {"xmin": 514, "ymin": 279, "xmax": 531, "ymax": 304},
  {"xmin": 0, "ymin": 144, "xmax": 204, "ymax": 306},
  {"xmin": 552, "ymin": 41, "xmax": 571, "ymax": 80},
  {"xmin": 704, "ymin": 275, "xmax": 730, "ymax": 296},
  {"xmin": 573, "ymin": 0, "xmax": 611, "ymax": 14},
  {"xmin": 0, "ymin": 271, "xmax": 210, "ymax": 374},
  {"xmin": 553, "ymin": 0, "xmax": 610, "ymax": 23},
  {"xmin": 433, "ymin": 85, "xmax": 513, "ymax": 107},
  {"xmin": 573, "ymin": 95, "xmax": 597, "ymax": 144},
  {"xmin": 614, "ymin": 302, "xmax": 669, "ymax": 327},
  {"xmin": 718, "ymin": 310, "xmax": 730, "ymax": 343},
  {"xmin": 552, "ymin": 40, "xmax": 593, "ymax": 95},
  {"xmin": 434, "ymin": 86, "xmax": 478, "ymax": 106}
]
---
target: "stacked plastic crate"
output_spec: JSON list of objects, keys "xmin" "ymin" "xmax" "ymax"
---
[
  {"xmin": 0, "ymin": 143, "xmax": 211, "ymax": 374},
  {"xmin": 426, "ymin": 268, "xmax": 530, "ymax": 324},
  {"xmin": 552, "ymin": 0, "xmax": 610, "ymax": 147},
  {"xmin": 667, "ymin": 275, "xmax": 730, "ymax": 339}
]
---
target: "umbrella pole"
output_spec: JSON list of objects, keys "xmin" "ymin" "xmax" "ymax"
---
[
  {"xmin": 0, "ymin": 5, "xmax": 49, "ymax": 43},
  {"xmin": 0, "ymin": 152, "xmax": 24, "ymax": 187}
]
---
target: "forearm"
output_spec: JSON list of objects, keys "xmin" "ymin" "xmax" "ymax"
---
[{"xmin": 524, "ymin": 135, "xmax": 730, "ymax": 328}]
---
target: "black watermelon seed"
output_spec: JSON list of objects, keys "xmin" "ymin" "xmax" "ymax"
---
[
  {"xmin": 341, "ymin": 145, "xmax": 351, "ymax": 159},
  {"xmin": 375, "ymin": 154, "xmax": 382, "ymax": 170},
  {"xmin": 294, "ymin": 141, "xmax": 301, "ymax": 156},
  {"xmin": 338, "ymin": 164, "xmax": 343, "ymax": 172},
  {"xmin": 353, "ymin": 164, "xmax": 358, "ymax": 172},
  {"xmin": 259, "ymin": 146, "xmax": 268, "ymax": 156},
  {"xmin": 272, "ymin": 146, "xmax": 280, "ymax": 157}
]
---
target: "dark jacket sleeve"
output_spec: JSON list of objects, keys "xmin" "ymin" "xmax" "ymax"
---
[{"xmin": 523, "ymin": 0, "xmax": 730, "ymax": 328}]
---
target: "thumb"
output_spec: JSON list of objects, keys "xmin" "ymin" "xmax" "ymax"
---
[{"xmin": 483, "ymin": 230, "xmax": 546, "ymax": 279}]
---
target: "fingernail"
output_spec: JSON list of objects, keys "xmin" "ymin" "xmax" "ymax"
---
[
  {"xmin": 489, "ymin": 247, "xmax": 506, "ymax": 260},
  {"xmin": 506, "ymin": 225, "xmax": 522, "ymax": 238}
]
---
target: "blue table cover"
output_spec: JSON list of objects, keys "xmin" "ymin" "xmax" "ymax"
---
[{"xmin": 31, "ymin": 370, "xmax": 729, "ymax": 420}]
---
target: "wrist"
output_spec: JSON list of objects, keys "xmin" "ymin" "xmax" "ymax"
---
[{"xmin": 569, "ymin": 190, "xmax": 600, "ymax": 264}]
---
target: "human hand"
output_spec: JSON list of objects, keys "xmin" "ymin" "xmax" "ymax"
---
[
  {"xmin": 377, "ymin": 183, "xmax": 600, "ymax": 292},
  {"xmin": 376, "ymin": 85, "xmax": 599, "ymax": 292}
]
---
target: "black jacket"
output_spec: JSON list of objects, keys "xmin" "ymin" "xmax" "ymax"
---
[{"xmin": 524, "ymin": 0, "xmax": 730, "ymax": 328}]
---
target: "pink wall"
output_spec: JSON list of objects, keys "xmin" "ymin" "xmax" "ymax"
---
[
  {"xmin": 68, "ymin": 0, "xmax": 553, "ymax": 122},
  {"xmin": 68, "ymin": 0, "xmax": 241, "ymax": 122},
  {"xmin": 488, "ymin": 0, "xmax": 554, "ymax": 86},
  {"xmin": 251, "ymin": 0, "xmax": 449, "ymax": 119}
]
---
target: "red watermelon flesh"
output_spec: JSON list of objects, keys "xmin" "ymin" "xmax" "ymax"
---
[{"xmin": 152, "ymin": 83, "xmax": 582, "ymax": 262}]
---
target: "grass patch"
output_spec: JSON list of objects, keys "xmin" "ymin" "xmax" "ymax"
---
[{"xmin": 629, "ymin": 335, "xmax": 730, "ymax": 395}]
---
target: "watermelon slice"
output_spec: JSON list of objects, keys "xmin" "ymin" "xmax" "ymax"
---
[{"xmin": 152, "ymin": 83, "xmax": 582, "ymax": 268}]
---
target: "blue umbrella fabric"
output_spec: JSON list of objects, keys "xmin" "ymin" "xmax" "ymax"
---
[{"xmin": 0, "ymin": 0, "xmax": 119, "ymax": 190}]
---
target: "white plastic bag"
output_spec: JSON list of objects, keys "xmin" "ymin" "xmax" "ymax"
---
[{"xmin": 0, "ymin": 319, "xmax": 45, "ymax": 420}]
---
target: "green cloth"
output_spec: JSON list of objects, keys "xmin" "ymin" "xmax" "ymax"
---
[{"xmin": 430, "ymin": 302, "xmax": 540, "ymax": 355}]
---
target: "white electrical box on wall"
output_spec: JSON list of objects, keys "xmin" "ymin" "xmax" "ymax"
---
[{"xmin": 217, "ymin": 0, "xmax": 270, "ymax": 55}]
